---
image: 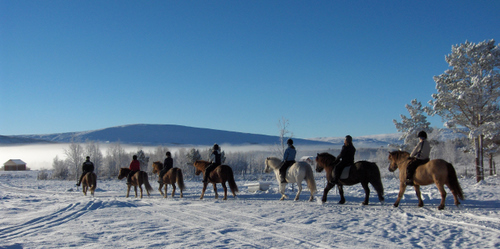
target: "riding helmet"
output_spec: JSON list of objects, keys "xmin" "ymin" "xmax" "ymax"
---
[
  {"xmin": 287, "ymin": 138, "xmax": 293, "ymax": 145},
  {"xmin": 417, "ymin": 131, "xmax": 428, "ymax": 139}
]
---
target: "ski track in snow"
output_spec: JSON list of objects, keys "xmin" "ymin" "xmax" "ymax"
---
[{"xmin": 1, "ymin": 171, "xmax": 500, "ymax": 248}]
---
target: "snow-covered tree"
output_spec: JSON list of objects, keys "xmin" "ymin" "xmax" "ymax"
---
[
  {"xmin": 64, "ymin": 138, "xmax": 84, "ymax": 181},
  {"xmin": 274, "ymin": 117, "xmax": 293, "ymax": 158},
  {"xmin": 185, "ymin": 148, "xmax": 202, "ymax": 164},
  {"xmin": 429, "ymin": 39, "xmax": 500, "ymax": 182},
  {"xmin": 85, "ymin": 140, "xmax": 103, "ymax": 176},
  {"xmin": 393, "ymin": 99, "xmax": 433, "ymax": 149}
]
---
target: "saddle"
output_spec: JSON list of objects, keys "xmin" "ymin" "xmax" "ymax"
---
[{"xmin": 340, "ymin": 166, "xmax": 351, "ymax": 180}]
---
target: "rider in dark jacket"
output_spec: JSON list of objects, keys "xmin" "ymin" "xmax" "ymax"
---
[
  {"xmin": 331, "ymin": 135, "xmax": 356, "ymax": 184},
  {"xmin": 158, "ymin": 151, "xmax": 173, "ymax": 185},
  {"xmin": 203, "ymin": 144, "xmax": 222, "ymax": 184},
  {"xmin": 76, "ymin": 156, "xmax": 94, "ymax": 187}
]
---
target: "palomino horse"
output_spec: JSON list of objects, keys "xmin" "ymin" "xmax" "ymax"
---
[
  {"xmin": 315, "ymin": 152, "xmax": 384, "ymax": 205},
  {"xmin": 388, "ymin": 151, "xmax": 464, "ymax": 210},
  {"xmin": 81, "ymin": 172, "xmax": 97, "ymax": 196},
  {"xmin": 191, "ymin": 160, "xmax": 238, "ymax": 200},
  {"xmin": 117, "ymin": 168, "xmax": 153, "ymax": 198},
  {"xmin": 264, "ymin": 157, "xmax": 317, "ymax": 201},
  {"xmin": 152, "ymin": 161, "xmax": 185, "ymax": 198}
]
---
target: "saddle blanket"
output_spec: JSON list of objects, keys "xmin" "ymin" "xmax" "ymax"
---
[{"xmin": 340, "ymin": 166, "xmax": 351, "ymax": 180}]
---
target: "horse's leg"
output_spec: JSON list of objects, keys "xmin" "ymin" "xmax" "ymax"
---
[
  {"xmin": 294, "ymin": 181, "xmax": 302, "ymax": 201},
  {"xmin": 221, "ymin": 182, "xmax": 228, "ymax": 200},
  {"xmin": 361, "ymin": 182, "xmax": 370, "ymax": 205},
  {"xmin": 322, "ymin": 182, "xmax": 335, "ymax": 203},
  {"xmin": 158, "ymin": 183, "xmax": 164, "ymax": 197},
  {"xmin": 126, "ymin": 185, "xmax": 131, "ymax": 198},
  {"xmin": 338, "ymin": 185, "xmax": 345, "ymax": 204},
  {"xmin": 171, "ymin": 184, "xmax": 176, "ymax": 198},
  {"xmin": 139, "ymin": 185, "xmax": 143, "ymax": 199},
  {"xmin": 200, "ymin": 182, "xmax": 207, "ymax": 200},
  {"xmin": 394, "ymin": 181, "xmax": 407, "ymax": 207},
  {"xmin": 164, "ymin": 184, "xmax": 169, "ymax": 198},
  {"xmin": 436, "ymin": 183, "xmax": 447, "ymax": 210},
  {"xmin": 415, "ymin": 185, "xmax": 424, "ymax": 207},
  {"xmin": 213, "ymin": 183, "xmax": 219, "ymax": 199},
  {"xmin": 279, "ymin": 182, "xmax": 287, "ymax": 201}
]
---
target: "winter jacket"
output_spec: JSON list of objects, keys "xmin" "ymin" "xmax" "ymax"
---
[
  {"xmin": 129, "ymin": 159, "xmax": 141, "ymax": 171},
  {"xmin": 82, "ymin": 160, "xmax": 94, "ymax": 172},
  {"xmin": 163, "ymin": 157, "xmax": 173, "ymax": 172},
  {"xmin": 209, "ymin": 149, "xmax": 222, "ymax": 166},
  {"xmin": 334, "ymin": 144, "xmax": 356, "ymax": 167},
  {"xmin": 410, "ymin": 140, "xmax": 431, "ymax": 160},
  {"xmin": 283, "ymin": 145, "xmax": 297, "ymax": 162}
]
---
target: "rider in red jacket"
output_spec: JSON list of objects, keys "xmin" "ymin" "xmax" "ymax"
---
[{"xmin": 127, "ymin": 155, "xmax": 141, "ymax": 185}]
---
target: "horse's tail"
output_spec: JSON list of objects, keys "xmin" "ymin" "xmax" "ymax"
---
[
  {"xmin": 227, "ymin": 167, "xmax": 239, "ymax": 194},
  {"xmin": 90, "ymin": 173, "xmax": 97, "ymax": 192},
  {"xmin": 176, "ymin": 168, "xmax": 186, "ymax": 191},
  {"xmin": 142, "ymin": 172, "xmax": 154, "ymax": 193},
  {"xmin": 305, "ymin": 163, "xmax": 317, "ymax": 194},
  {"xmin": 369, "ymin": 162, "xmax": 384, "ymax": 202},
  {"xmin": 446, "ymin": 162, "xmax": 464, "ymax": 200}
]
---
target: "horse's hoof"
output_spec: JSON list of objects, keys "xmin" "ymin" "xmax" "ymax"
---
[
  {"xmin": 393, "ymin": 203, "xmax": 399, "ymax": 208},
  {"xmin": 362, "ymin": 202, "xmax": 368, "ymax": 205},
  {"xmin": 338, "ymin": 200, "xmax": 346, "ymax": 204},
  {"xmin": 438, "ymin": 205, "xmax": 445, "ymax": 210}
]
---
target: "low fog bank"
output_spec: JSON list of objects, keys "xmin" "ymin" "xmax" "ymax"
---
[{"xmin": 1, "ymin": 143, "xmax": 342, "ymax": 171}]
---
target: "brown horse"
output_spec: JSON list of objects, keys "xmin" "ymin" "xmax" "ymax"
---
[
  {"xmin": 388, "ymin": 151, "xmax": 464, "ymax": 210},
  {"xmin": 117, "ymin": 168, "xmax": 153, "ymax": 198},
  {"xmin": 82, "ymin": 172, "xmax": 97, "ymax": 196},
  {"xmin": 151, "ymin": 161, "xmax": 185, "ymax": 198},
  {"xmin": 315, "ymin": 152, "xmax": 384, "ymax": 205},
  {"xmin": 191, "ymin": 160, "xmax": 238, "ymax": 200}
]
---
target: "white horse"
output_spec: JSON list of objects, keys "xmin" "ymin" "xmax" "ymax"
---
[{"xmin": 264, "ymin": 157, "xmax": 317, "ymax": 201}]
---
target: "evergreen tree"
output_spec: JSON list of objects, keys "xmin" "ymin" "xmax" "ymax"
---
[
  {"xmin": 393, "ymin": 99, "xmax": 433, "ymax": 149},
  {"xmin": 429, "ymin": 39, "xmax": 500, "ymax": 182}
]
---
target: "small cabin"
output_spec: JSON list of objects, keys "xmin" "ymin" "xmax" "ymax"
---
[{"xmin": 3, "ymin": 159, "xmax": 27, "ymax": 171}]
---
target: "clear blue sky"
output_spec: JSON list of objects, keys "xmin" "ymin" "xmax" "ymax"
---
[{"xmin": 1, "ymin": 1, "xmax": 499, "ymax": 139}]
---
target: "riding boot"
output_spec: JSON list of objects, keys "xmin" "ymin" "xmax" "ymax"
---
[{"xmin": 280, "ymin": 174, "xmax": 287, "ymax": 183}]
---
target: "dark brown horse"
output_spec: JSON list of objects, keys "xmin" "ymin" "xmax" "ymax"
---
[
  {"xmin": 117, "ymin": 168, "xmax": 153, "ymax": 198},
  {"xmin": 388, "ymin": 151, "xmax": 464, "ymax": 210},
  {"xmin": 191, "ymin": 160, "xmax": 238, "ymax": 200},
  {"xmin": 315, "ymin": 152, "xmax": 384, "ymax": 205},
  {"xmin": 82, "ymin": 172, "xmax": 97, "ymax": 196},
  {"xmin": 152, "ymin": 161, "xmax": 185, "ymax": 198}
]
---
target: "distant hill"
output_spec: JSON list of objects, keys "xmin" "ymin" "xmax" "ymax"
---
[{"xmin": 3, "ymin": 124, "xmax": 333, "ymax": 146}]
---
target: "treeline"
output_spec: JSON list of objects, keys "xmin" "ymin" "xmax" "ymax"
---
[{"xmin": 39, "ymin": 137, "xmax": 489, "ymax": 181}]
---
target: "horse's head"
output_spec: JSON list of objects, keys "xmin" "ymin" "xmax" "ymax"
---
[
  {"xmin": 117, "ymin": 168, "xmax": 129, "ymax": 180},
  {"xmin": 388, "ymin": 151, "xmax": 409, "ymax": 172},
  {"xmin": 193, "ymin": 160, "xmax": 209, "ymax": 175},
  {"xmin": 315, "ymin": 152, "xmax": 335, "ymax": 172},
  {"xmin": 152, "ymin": 161, "xmax": 163, "ymax": 174},
  {"xmin": 264, "ymin": 157, "xmax": 281, "ymax": 173}
]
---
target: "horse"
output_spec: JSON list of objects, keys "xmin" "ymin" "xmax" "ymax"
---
[
  {"xmin": 388, "ymin": 151, "xmax": 464, "ymax": 210},
  {"xmin": 151, "ymin": 161, "xmax": 185, "ymax": 198},
  {"xmin": 264, "ymin": 157, "xmax": 317, "ymax": 201},
  {"xmin": 315, "ymin": 152, "xmax": 384, "ymax": 205},
  {"xmin": 81, "ymin": 172, "xmax": 97, "ymax": 196},
  {"xmin": 117, "ymin": 168, "xmax": 153, "ymax": 198},
  {"xmin": 191, "ymin": 160, "xmax": 238, "ymax": 200}
]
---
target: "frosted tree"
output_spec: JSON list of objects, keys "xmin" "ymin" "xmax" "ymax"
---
[
  {"xmin": 429, "ymin": 39, "xmax": 500, "ymax": 182},
  {"xmin": 85, "ymin": 140, "xmax": 103, "ymax": 176},
  {"xmin": 393, "ymin": 99, "xmax": 433, "ymax": 149},
  {"xmin": 274, "ymin": 117, "xmax": 293, "ymax": 157},
  {"xmin": 185, "ymin": 148, "xmax": 202, "ymax": 164},
  {"xmin": 64, "ymin": 138, "xmax": 84, "ymax": 181}
]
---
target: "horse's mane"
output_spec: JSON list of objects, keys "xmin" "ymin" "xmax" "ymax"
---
[
  {"xmin": 390, "ymin": 150, "xmax": 410, "ymax": 159},
  {"xmin": 316, "ymin": 152, "xmax": 336, "ymax": 166}
]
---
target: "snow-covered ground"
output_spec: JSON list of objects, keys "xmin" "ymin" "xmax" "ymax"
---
[{"xmin": 1, "ymin": 170, "xmax": 499, "ymax": 248}]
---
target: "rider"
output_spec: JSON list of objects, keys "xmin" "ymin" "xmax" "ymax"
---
[
  {"xmin": 127, "ymin": 155, "xmax": 141, "ymax": 185},
  {"xmin": 158, "ymin": 151, "xmax": 173, "ymax": 185},
  {"xmin": 203, "ymin": 144, "xmax": 222, "ymax": 184},
  {"xmin": 406, "ymin": 131, "xmax": 431, "ymax": 186},
  {"xmin": 279, "ymin": 139, "xmax": 296, "ymax": 183},
  {"xmin": 76, "ymin": 156, "xmax": 94, "ymax": 187},
  {"xmin": 330, "ymin": 135, "xmax": 356, "ymax": 185}
]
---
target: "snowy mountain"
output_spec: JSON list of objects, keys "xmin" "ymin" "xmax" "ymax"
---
[{"xmin": 2, "ymin": 124, "xmax": 332, "ymax": 146}]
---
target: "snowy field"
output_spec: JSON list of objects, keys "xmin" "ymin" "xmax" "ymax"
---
[{"xmin": 1, "ymin": 170, "xmax": 499, "ymax": 249}]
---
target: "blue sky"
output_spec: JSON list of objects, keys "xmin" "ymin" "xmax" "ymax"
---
[{"xmin": 1, "ymin": 1, "xmax": 499, "ymax": 139}]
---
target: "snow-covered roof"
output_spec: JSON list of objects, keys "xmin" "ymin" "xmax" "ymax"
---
[{"xmin": 4, "ymin": 159, "xmax": 26, "ymax": 166}]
